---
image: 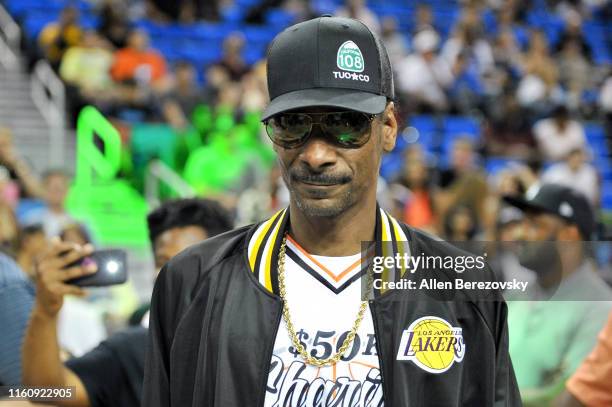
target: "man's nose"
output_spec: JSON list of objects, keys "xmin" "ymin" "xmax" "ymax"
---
[{"xmin": 298, "ymin": 131, "xmax": 337, "ymax": 171}]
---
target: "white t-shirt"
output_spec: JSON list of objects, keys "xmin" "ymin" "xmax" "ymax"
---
[
  {"xmin": 395, "ymin": 53, "xmax": 454, "ymax": 108},
  {"xmin": 265, "ymin": 237, "xmax": 384, "ymax": 407},
  {"xmin": 542, "ymin": 163, "xmax": 599, "ymax": 205},
  {"xmin": 533, "ymin": 119, "xmax": 586, "ymax": 161}
]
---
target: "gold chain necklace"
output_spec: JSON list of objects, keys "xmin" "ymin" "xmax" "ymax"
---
[{"xmin": 277, "ymin": 235, "xmax": 373, "ymax": 367}]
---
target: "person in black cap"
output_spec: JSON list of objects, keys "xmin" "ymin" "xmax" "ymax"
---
[
  {"xmin": 503, "ymin": 183, "xmax": 612, "ymax": 406},
  {"xmin": 143, "ymin": 16, "xmax": 520, "ymax": 406}
]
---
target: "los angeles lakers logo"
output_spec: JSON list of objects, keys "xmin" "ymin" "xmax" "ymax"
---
[{"xmin": 396, "ymin": 316, "xmax": 465, "ymax": 374}]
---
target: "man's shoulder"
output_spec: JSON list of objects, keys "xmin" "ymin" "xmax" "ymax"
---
[{"xmin": 0, "ymin": 253, "xmax": 30, "ymax": 289}]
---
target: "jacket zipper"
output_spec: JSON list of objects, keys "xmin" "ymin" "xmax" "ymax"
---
[
  {"xmin": 258, "ymin": 301, "xmax": 284, "ymax": 407},
  {"xmin": 369, "ymin": 300, "xmax": 390, "ymax": 406}
]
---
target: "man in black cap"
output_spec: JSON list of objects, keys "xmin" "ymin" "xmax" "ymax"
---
[
  {"xmin": 503, "ymin": 184, "xmax": 612, "ymax": 406},
  {"xmin": 143, "ymin": 16, "xmax": 520, "ymax": 406}
]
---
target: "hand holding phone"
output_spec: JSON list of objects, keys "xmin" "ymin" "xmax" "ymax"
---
[{"xmin": 65, "ymin": 249, "xmax": 128, "ymax": 287}]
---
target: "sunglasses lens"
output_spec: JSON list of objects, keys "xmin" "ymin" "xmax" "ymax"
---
[
  {"xmin": 266, "ymin": 114, "xmax": 312, "ymax": 148},
  {"xmin": 323, "ymin": 112, "xmax": 371, "ymax": 147}
]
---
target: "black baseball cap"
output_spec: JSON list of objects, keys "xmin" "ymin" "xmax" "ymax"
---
[
  {"xmin": 503, "ymin": 184, "xmax": 595, "ymax": 239},
  {"xmin": 262, "ymin": 15, "xmax": 394, "ymax": 121}
]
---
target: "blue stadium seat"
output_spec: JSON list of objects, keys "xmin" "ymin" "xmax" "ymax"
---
[
  {"xmin": 265, "ymin": 9, "xmax": 297, "ymax": 28},
  {"xmin": 589, "ymin": 138, "xmax": 609, "ymax": 156},
  {"xmin": 408, "ymin": 115, "xmax": 438, "ymax": 131},
  {"xmin": 311, "ymin": 0, "xmax": 341, "ymax": 15},
  {"xmin": 444, "ymin": 116, "xmax": 480, "ymax": 136},
  {"xmin": 15, "ymin": 199, "xmax": 46, "ymax": 223},
  {"xmin": 240, "ymin": 25, "xmax": 278, "ymax": 44},
  {"xmin": 234, "ymin": 0, "xmax": 260, "ymax": 7},
  {"xmin": 380, "ymin": 152, "xmax": 404, "ymax": 180},
  {"xmin": 601, "ymin": 185, "xmax": 612, "ymax": 210},
  {"xmin": 484, "ymin": 158, "xmax": 521, "ymax": 175},
  {"xmin": 179, "ymin": 44, "xmax": 223, "ymax": 67},
  {"xmin": 222, "ymin": 7, "xmax": 245, "ymax": 24},
  {"xmin": 24, "ymin": 12, "xmax": 58, "ymax": 38},
  {"xmin": 243, "ymin": 47, "xmax": 264, "ymax": 65},
  {"xmin": 192, "ymin": 23, "xmax": 237, "ymax": 42}
]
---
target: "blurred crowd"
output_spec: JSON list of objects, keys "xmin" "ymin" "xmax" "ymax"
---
[{"xmin": 10, "ymin": 0, "xmax": 609, "ymax": 226}]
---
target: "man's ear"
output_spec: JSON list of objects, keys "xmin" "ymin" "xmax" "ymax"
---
[{"xmin": 381, "ymin": 102, "xmax": 397, "ymax": 153}]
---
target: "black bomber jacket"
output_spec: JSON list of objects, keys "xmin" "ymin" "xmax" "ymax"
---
[{"xmin": 142, "ymin": 207, "xmax": 522, "ymax": 407}]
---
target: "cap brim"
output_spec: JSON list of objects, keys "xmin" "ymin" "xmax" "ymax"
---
[
  {"xmin": 502, "ymin": 195, "xmax": 554, "ymax": 216},
  {"xmin": 262, "ymin": 88, "xmax": 387, "ymax": 121}
]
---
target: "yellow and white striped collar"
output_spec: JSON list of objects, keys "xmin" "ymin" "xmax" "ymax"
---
[{"xmin": 247, "ymin": 206, "xmax": 410, "ymax": 295}]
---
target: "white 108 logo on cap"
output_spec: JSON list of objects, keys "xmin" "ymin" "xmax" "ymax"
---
[
  {"xmin": 334, "ymin": 40, "xmax": 370, "ymax": 82},
  {"xmin": 337, "ymin": 40, "xmax": 364, "ymax": 72}
]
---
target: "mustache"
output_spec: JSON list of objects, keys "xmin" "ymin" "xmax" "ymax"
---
[{"xmin": 289, "ymin": 169, "xmax": 352, "ymax": 185}]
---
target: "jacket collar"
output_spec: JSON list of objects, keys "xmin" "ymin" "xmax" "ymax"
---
[{"xmin": 247, "ymin": 205, "xmax": 410, "ymax": 295}]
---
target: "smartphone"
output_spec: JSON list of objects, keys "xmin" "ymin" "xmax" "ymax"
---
[{"xmin": 65, "ymin": 249, "xmax": 128, "ymax": 287}]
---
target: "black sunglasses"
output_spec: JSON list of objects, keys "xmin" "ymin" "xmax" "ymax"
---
[{"xmin": 264, "ymin": 111, "xmax": 377, "ymax": 149}]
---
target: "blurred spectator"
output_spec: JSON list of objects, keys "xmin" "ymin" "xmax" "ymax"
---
[
  {"xmin": 434, "ymin": 137, "xmax": 488, "ymax": 233},
  {"xmin": 442, "ymin": 6, "xmax": 495, "ymax": 76},
  {"xmin": 21, "ymin": 169, "xmax": 74, "ymax": 238},
  {"xmin": 542, "ymin": 148, "xmax": 599, "ymax": 206},
  {"xmin": 484, "ymin": 79, "xmax": 535, "ymax": 156},
  {"xmin": 556, "ymin": 311, "xmax": 612, "ymax": 407},
  {"xmin": 0, "ymin": 253, "xmax": 35, "ymax": 385},
  {"xmin": 496, "ymin": 206, "xmax": 524, "ymax": 242},
  {"xmin": 599, "ymin": 74, "xmax": 612, "ymax": 136},
  {"xmin": 38, "ymin": 6, "xmax": 83, "ymax": 69},
  {"xmin": 505, "ymin": 184, "xmax": 612, "ymax": 405},
  {"xmin": 0, "ymin": 127, "xmax": 44, "ymax": 199},
  {"xmin": 443, "ymin": 204, "xmax": 478, "ymax": 241},
  {"xmin": 516, "ymin": 30, "xmax": 560, "ymax": 112},
  {"xmin": 148, "ymin": 0, "xmax": 220, "ymax": 23},
  {"xmin": 240, "ymin": 61, "xmax": 269, "ymax": 112},
  {"xmin": 98, "ymin": 0, "xmax": 131, "ymax": 49},
  {"xmin": 396, "ymin": 29, "xmax": 454, "ymax": 113},
  {"xmin": 390, "ymin": 146, "xmax": 436, "ymax": 232},
  {"xmin": 335, "ymin": 0, "xmax": 381, "ymax": 34},
  {"xmin": 0, "ymin": 165, "xmax": 19, "ymax": 210},
  {"xmin": 493, "ymin": 2, "xmax": 523, "ymax": 36},
  {"xmin": 492, "ymin": 30, "xmax": 522, "ymax": 72},
  {"xmin": 533, "ymin": 105, "xmax": 587, "ymax": 161},
  {"xmin": 554, "ymin": 10, "xmax": 592, "ymax": 61},
  {"xmin": 60, "ymin": 223, "xmax": 92, "ymax": 246},
  {"xmin": 413, "ymin": 3, "xmax": 436, "ymax": 34},
  {"xmin": 16, "ymin": 225, "xmax": 48, "ymax": 280},
  {"xmin": 147, "ymin": 198, "xmax": 233, "ymax": 269},
  {"xmin": 557, "ymin": 40, "xmax": 591, "ymax": 111},
  {"xmin": 244, "ymin": 0, "xmax": 282, "ymax": 24},
  {"xmin": 162, "ymin": 61, "xmax": 208, "ymax": 130},
  {"xmin": 0, "ymin": 201, "xmax": 19, "ymax": 257},
  {"xmin": 213, "ymin": 33, "xmax": 249, "ymax": 82},
  {"xmin": 381, "ymin": 16, "xmax": 408, "ymax": 68},
  {"xmin": 110, "ymin": 30, "xmax": 169, "ymax": 89},
  {"xmin": 60, "ymin": 31, "xmax": 116, "ymax": 122},
  {"xmin": 202, "ymin": 64, "xmax": 231, "ymax": 106},
  {"xmin": 22, "ymin": 198, "xmax": 233, "ymax": 407}
]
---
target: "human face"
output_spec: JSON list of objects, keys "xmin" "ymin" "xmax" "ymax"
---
[
  {"xmin": 273, "ymin": 104, "xmax": 397, "ymax": 218},
  {"xmin": 45, "ymin": 174, "xmax": 69, "ymax": 210},
  {"xmin": 153, "ymin": 226, "xmax": 208, "ymax": 269},
  {"xmin": 514, "ymin": 212, "xmax": 564, "ymax": 277}
]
